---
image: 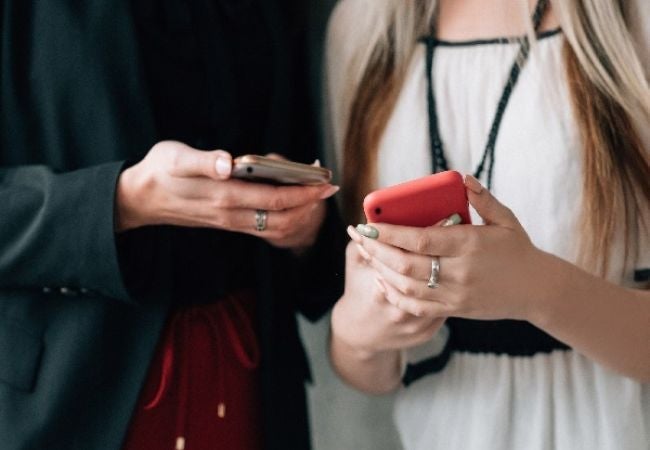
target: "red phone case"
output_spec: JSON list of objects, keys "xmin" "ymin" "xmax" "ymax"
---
[{"xmin": 363, "ymin": 171, "xmax": 471, "ymax": 227}]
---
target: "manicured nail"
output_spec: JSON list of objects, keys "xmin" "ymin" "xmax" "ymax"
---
[
  {"xmin": 320, "ymin": 185, "xmax": 340, "ymax": 199},
  {"xmin": 355, "ymin": 224, "xmax": 379, "ymax": 239},
  {"xmin": 313, "ymin": 159, "xmax": 321, "ymax": 167},
  {"xmin": 356, "ymin": 244, "xmax": 371, "ymax": 261},
  {"xmin": 464, "ymin": 174, "xmax": 484, "ymax": 194},
  {"xmin": 442, "ymin": 213, "xmax": 462, "ymax": 227},
  {"xmin": 347, "ymin": 225, "xmax": 363, "ymax": 243},
  {"xmin": 374, "ymin": 277, "xmax": 387, "ymax": 295},
  {"xmin": 215, "ymin": 156, "xmax": 232, "ymax": 178}
]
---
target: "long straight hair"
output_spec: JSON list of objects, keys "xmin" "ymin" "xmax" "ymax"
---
[{"xmin": 335, "ymin": 0, "xmax": 650, "ymax": 276}]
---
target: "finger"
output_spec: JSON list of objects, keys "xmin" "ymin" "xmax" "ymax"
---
[
  {"xmin": 369, "ymin": 256, "xmax": 440, "ymax": 301},
  {"xmin": 264, "ymin": 153, "xmax": 287, "ymax": 161},
  {"xmin": 357, "ymin": 232, "xmax": 432, "ymax": 281},
  {"xmin": 357, "ymin": 222, "xmax": 466, "ymax": 257},
  {"xmin": 167, "ymin": 144, "xmax": 233, "ymax": 181},
  {"xmin": 464, "ymin": 175, "xmax": 522, "ymax": 230},
  {"xmin": 209, "ymin": 179, "xmax": 338, "ymax": 211},
  {"xmin": 254, "ymin": 184, "xmax": 338, "ymax": 211},
  {"xmin": 204, "ymin": 202, "xmax": 318, "ymax": 238},
  {"xmin": 379, "ymin": 278, "xmax": 450, "ymax": 318}
]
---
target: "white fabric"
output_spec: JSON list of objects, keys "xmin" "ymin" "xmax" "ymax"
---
[{"xmin": 326, "ymin": 1, "xmax": 650, "ymax": 449}]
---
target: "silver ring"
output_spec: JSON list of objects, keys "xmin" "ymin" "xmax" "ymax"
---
[
  {"xmin": 427, "ymin": 256, "xmax": 440, "ymax": 289},
  {"xmin": 255, "ymin": 209, "xmax": 268, "ymax": 232}
]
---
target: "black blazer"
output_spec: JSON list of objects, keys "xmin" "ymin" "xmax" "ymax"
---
[{"xmin": 0, "ymin": 1, "xmax": 344, "ymax": 449}]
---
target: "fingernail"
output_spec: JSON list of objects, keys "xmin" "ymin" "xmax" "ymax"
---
[
  {"xmin": 313, "ymin": 159, "xmax": 321, "ymax": 167},
  {"xmin": 347, "ymin": 225, "xmax": 362, "ymax": 243},
  {"xmin": 215, "ymin": 156, "xmax": 232, "ymax": 178},
  {"xmin": 464, "ymin": 174, "xmax": 484, "ymax": 194},
  {"xmin": 356, "ymin": 244, "xmax": 371, "ymax": 261},
  {"xmin": 320, "ymin": 185, "xmax": 340, "ymax": 199},
  {"xmin": 442, "ymin": 213, "xmax": 462, "ymax": 227},
  {"xmin": 355, "ymin": 224, "xmax": 379, "ymax": 240},
  {"xmin": 374, "ymin": 277, "xmax": 387, "ymax": 295}
]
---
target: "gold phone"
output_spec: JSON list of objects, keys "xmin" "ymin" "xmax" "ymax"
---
[{"xmin": 232, "ymin": 155, "xmax": 332, "ymax": 185}]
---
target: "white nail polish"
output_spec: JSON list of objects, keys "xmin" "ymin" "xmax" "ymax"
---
[{"xmin": 215, "ymin": 157, "xmax": 232, "ymax": 177}]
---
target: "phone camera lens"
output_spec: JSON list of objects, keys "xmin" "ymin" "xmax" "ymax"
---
[
  {"xmin": 246, "ymin": 166, "xmax": 253, "ymax": 174},
  {"xmin": 375, "ymin": 208, "xmax": 382, "ymax": 215}
]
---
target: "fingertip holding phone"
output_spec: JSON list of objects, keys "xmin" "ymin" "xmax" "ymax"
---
[
  {"xmin": 232, "ymin": 155, "xmax": 332, "ymax": 185},
  {"xmin": 362, "ymin": 171, "xmax": 471, "ymax": 227}
]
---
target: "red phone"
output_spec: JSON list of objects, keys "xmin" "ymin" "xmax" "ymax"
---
[{"xmin": 363, "ymin": 171, "xmax": 471, "ymax": 227}]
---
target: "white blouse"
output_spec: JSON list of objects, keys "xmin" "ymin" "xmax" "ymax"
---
[{"xmin": 326, "ymin": 1, "xmax": 650, "ymax": 449}]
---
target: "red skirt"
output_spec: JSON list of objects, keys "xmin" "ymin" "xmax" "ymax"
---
[{"xmin": 122, "ymin": 292, "xmax": 262, "ymax": 450}]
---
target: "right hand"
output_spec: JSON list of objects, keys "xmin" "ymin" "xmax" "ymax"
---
[
  {"xmin": 115, "ymin": 141, "xmax": 338, "ymax": 247},
  {"xmin": 331, "ymin": 239, "xmax": 445, "ymax": 358}
]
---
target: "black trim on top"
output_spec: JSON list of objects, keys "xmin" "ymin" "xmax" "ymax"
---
[
  {"xmin": 634, "ymin": 268, "xmax": 650, "ymax": 283},
  {"xmin": 402, "ymin": 319, "xmax": 570, "ymax": 387},
  {"xmin": 430, "ymin": 27, "xmax": 562, "ymax": 47}
]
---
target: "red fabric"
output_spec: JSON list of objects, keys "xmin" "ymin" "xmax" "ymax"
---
[{"xmin": 122, "ymin": 292, "xmax": 262, "ymax": 450}]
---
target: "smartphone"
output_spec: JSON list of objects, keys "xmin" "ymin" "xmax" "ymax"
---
[
  {"xmin": 363, "ymin": 171, "xmax": 471, "ymax": 227},
  {"xmin": 232, "ymin": 155, "xmax": 332, "ymax": 185}
]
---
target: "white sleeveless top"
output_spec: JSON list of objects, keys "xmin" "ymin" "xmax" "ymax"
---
[{"xmin": 326, "ymin": 1, "xmax": 650, "ymax": 449}]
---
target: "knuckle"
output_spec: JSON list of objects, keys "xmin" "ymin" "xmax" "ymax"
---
[
  {"xmin": 414, "ymin": 233, "xmax": 431, "ymax": 254},
  {"xmin": 401, "ymin": 282, "xmax": 416, "ymax": 298},
  {"xmin": 389, "ymin": 308, "xmax": 407, "ymax": 324},
  {"xmin": 395, "ymin": 258, "xmax": 413, "ymax": 276},
  {"xmin": 267, "ymin": 191, "xmax": 288, "ymax": 211},
  {"xmin": 409, "ymin": 305, "xmax": 425, "ymax": 318},
  {"xmin": 166, "ymin": 146, "xmax": 183, "ymax": 171},
  {"xmin": 463, "ymin": 229, "xmax": 482, "ymax": 252},
  {"xmin": 213, "ymin": 191, "xmax": 232, "ymax": 208}
]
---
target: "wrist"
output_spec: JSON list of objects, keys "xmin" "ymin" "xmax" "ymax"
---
[
  {"xmin": 330, "ymin": 300, "xmax": 396, "ymax": 362},
  {"xmin": 524, "ymin": 250, "xmax": 575, "ymax": 328},
  {"xmin": 114, "ymin": 165, "xmax": 148, "ymax": 232}
]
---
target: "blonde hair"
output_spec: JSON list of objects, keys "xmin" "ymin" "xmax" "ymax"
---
[{"xmin": 335, "ymin": 0, "xmax": 650, "ymax": 276}]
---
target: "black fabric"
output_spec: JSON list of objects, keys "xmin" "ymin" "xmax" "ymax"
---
[
  {"xmin": 402, "ymin": 319, "xmax": 569, "ymax": 387},
  {"xmin": 447, "ymin": 319, "xmax": 569, "ymax": 355},
  {"xmin": 0, "ymin": 1, "xmax": 343, "ymax": 449}
]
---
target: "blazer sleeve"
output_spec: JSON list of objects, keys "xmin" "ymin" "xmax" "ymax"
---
[{"xmin": 0, "ymin": 162, "xmax": 136, "ymax": 301}]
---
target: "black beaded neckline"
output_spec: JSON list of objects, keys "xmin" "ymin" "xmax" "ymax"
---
[
  {"xmin": 432, "ymin": 27, "xmax": 562, "ymax": 47},
  {"xmin": 420, "ymin": 0, "xmax": 550, "ymax": 188}
]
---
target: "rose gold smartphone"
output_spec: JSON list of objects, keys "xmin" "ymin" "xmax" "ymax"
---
[{"xmin": 232, "ymin": 155, "xmax": 332, "ymax": 185}]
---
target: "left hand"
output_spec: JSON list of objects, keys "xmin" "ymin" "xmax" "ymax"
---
[{"xmin": 354, "ymin": 175, "xmax": 555, "ymax": 322}]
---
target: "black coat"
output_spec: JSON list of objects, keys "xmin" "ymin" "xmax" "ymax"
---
[{"xmin": 0, "ymin": 1, "xmax": 344, "ymax": 449}]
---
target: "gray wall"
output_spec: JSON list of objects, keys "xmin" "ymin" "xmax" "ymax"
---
[{"xmin": 299, "ymin": 315, "xmax": 403, "ymax": 450}]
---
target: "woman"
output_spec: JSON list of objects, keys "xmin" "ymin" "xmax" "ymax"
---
[
  {"xmin": 328, "ymin": 0, "xmax": 649, "ymax": 448},
  {"xmin": 0, "ymin": 1, "xmax": 344, "ymax": 449}
]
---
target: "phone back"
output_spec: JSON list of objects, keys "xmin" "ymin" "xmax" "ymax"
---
[{"xmin": 363, "ymin": 171, "xmax": 471, "ymax": 227}]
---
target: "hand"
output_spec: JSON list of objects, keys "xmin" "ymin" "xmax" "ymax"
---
[
  {"xmin": 353, "ymin": 175, "xmax": 554, "ymax": 322},
  {"xmin": 331, "ymin": 242, "xmax": 445, "ymax": 357},
  {"xmin": 115, "ymin": 141, "xmax": 338, "ymax": 250}
]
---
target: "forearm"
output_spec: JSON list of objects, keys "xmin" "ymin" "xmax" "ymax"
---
[
  {"xmin": 329, "ymin": 333, "xmax": 402, "ymax": 394},
  {"xmin": 530, "ymin": 252, "xmax": 650, "ymax": 382},
  {"xmin": 329, "ymin": 302, "xmax": 402, "ymax": 394}
]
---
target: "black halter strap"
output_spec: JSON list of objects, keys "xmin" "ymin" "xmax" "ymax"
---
[{"xmin": 420, "ymin": 0, "xmax": 549, "ymax": 189}]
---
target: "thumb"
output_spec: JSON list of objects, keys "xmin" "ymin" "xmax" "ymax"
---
[
  {"xmin": 464, "ymin": 175, "xmax": 521, "ymax": 229},
  {"xmin": 164, "ymin": 142, "xmax": 232, "ymax": 180},
  {"xmin": 211, "ymin": 150, "xmax": 233, "ymax": 180}
]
